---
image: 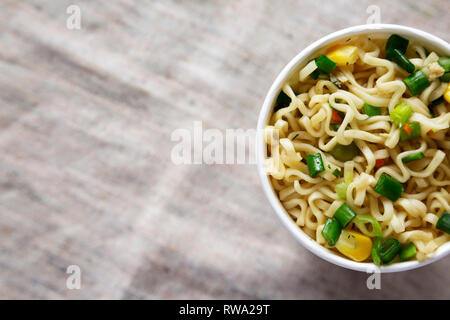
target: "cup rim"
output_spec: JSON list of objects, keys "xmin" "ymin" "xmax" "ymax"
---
[{"xmin": 256, "ymin": 24, "xmax": 450, "ymax": 273}]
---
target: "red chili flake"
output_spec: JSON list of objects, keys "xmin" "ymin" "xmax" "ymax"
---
[
  {"xmin": 375, "ymin": 158, "xmax": 385, "ymax": 167},
  {"xmin": 403, "ymin": 123, "xmax": 412, "ymax": 135},
  {"xmin": 331, "ymin": 110, "xmax": 343, "ymax": 123}
]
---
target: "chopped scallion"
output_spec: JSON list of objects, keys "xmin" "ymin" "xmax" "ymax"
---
[
  {"xmin": 311, "ymin": 69, "xmax": 331, "ymax": 80},
  {"xmin": 344, "ymin": 166, "xmax": 353, "ymax": 185},
  {"xmin": 306, "ymin": 153, "xmax": 325, "ymax": 178},
  {"xmin": 380, "ymin": 238, "xmax": 401, "ymax": 263},
  {"xmin": 399, "ymin": 122, "xmax": 421, "ymax": 142},
  {"xmin": 335, "ymin": 182, "xmax": 347, "ymax": 200},
  {"xmin": 402, "ymin": 152, "xmax": 424, "ymax": 163},
  {"xmin": 436, "ymin": 211, "xmax": 450, "ymax": 234},
  {"xmin": 440, "ymin": 72, "xmax": 450, "ymax": 82},
  {"xmin": 274, "ymin": 91, "xmax": 291, "ymax": 111},
  {"xmin": 390, "ymin": 102, "xmax": 413, "ymax": 127},
  {"xmin": 387, "ymin": 48, "xmax": 415, "ymax": 73},
  {"xmin": 321, "ymin": 218, "xmax": 342, "ymax": 246},
  {"xmin": 363, "ymin": 103, "xmax": 381, "ymax": 117},
  {"xmin": 399, "ymin": 242, "xmax": 417, "ymax": 261},
  {"xmin": 353, "ymin": 214, "xmax": 383, "ymax": 237},
  {"xmin": 310, "ymin": 69, "xmax": 319, "ymax": 80},
  {"xmin": 385, "ymin": 34, "xmax": 409, "ymax": 54},
  {"xmin": 372, "ymin": 237, "xmax": 382, "ymax": 266},
  {"xmin": 403, "ymin": 70, "xmax": 430, "ymax": 95},
  {"xmin": 374, "ymin": 173, "xmax": 404, "ymax": 202},
  {"xmin": 276, "ymin": 91, "xmax": 291, "ymax": 106},
  {"xmin": 333, "ymin": 203, "xmax": 357, "ymax": 228},
  {"xmin": 329, "ymin": 142, "xmax": 359, "ymax": 162},
  {"xmin": 315, "ymin": 55, "xmax": 337, "ymax": 73},
  {"xmin": 438, "ymin": 57, "xmax": 450, "ymax": 72},
  {"xmin": 332, "ymin": 168, "xmax": 341, "ymax": 177}
]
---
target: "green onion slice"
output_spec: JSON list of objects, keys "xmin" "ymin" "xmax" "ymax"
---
[
  {"xmin": 276, "ymin": 90, "xmax": 291, "ymax": 106},
  {"xmin": 353, "ymin": 214, "xmax": 383, "ymax": 237},
  {"xmin": 374, "ymin": 173, "xmax": 404, "ymax": 202},
  {"xmin": 334, "ymin": 166, "xmax": 354, "ymax": 200},
  {"xmin": 333, "ymin": 203, "xmax": 357, "ymax": 228},
  {"xmin": 332, "ymin": 168, "xmax": 341, "ymax": 178},
  {"xmin": 399, "ymin": 242, "xmax": 417, "ymax": 261},
  {"xmin": 310, "ymin": 69, "xmax": 329, "ymax": 80},
  {"xmin": 363, "ymin": 103, "xmax": 381, "ymax": 117},
  {"xmin": 438, "ymin": 57, "xmax": 450, "ymax": 72},
  {"xmin": 310, "ymin": 69, "xmax": 319, "ymax": 80},
  {"xmin": 399, "ymin": 122, "xmax": 421, "ymax": 142},
  {"xmin": 440, "ymin": 72, "xmax": 450, "ymax": 83},
  {"xmin": 436, "ymin": 211, "xmax": 450, "ymax": 234},
  {"xmin": 335, "ymin": 182, "xmax": 347, "ymax": 200},
  {"xmin": 329, "ymin": 142, "xmax": 359, "ymax": 162},
  {"xmin": 321, "ymin": 218, "xmax": 342, "ymax": 246},
  {"xmin": 306, "ymin": 153, "xmax": 325, "ymax": 178},
  {"xmin": 386, "ymin": 34, "xmax": 409, "ymax": 54},
  {"xmin": 379, "ymin": 238, "xmax": 401, "ymax": 264},
  {"xmin": 402, "ymin": 152, "xmax": 424, "ymax": 163},
  {"xmin": 403, "ymin": 70, "xmax": 430, "ymax": 96},
  {"xmin": 428, "ymin": 96, "xmax": 445, "ymax": 117},
  {"xmin": 344, "ymin": 166, "xmax": 353, "ymax": 185},
  {"xmin": 390, "ymin": 102, "xmax": 413, "ymax": 127},
  {"xmin": 315, "ymin": 55, "xmax": 337, "ymax": 73},
  {"xmin": 387, "ymin": 48, "xmax": 415, "ymax": 73},
  {"xmin": 372, "ymin": 237, "xmax": 383, "ymax": 266}
]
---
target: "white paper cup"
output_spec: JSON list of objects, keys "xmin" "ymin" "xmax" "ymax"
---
[{"xmin": 256, "ymin": 24, "xmax": 450, "ymax": 273}]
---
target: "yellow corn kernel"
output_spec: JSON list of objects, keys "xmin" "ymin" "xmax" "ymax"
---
[
  {"xmin": 335, "ymin": 230, "xmax": 372, "ymax": 262},
  {"xmin": 444, "ymin": 83, "xmax": 450, "ymax": 104},
  {"xmin": 326, "ymin": 45, "xmax": 359, "ymax": 66}
]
